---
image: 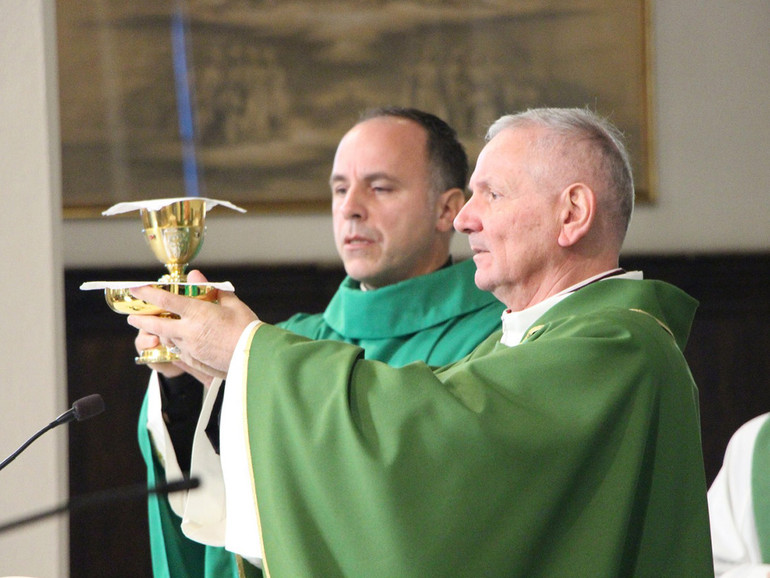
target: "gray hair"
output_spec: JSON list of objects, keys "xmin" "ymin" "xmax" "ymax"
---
[{"xmin": 487, "ymin": 107, "xmax": 635, "ymax": 245}]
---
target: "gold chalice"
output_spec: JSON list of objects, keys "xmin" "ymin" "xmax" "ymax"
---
[
  {"xmin": 141, "ymin": 197, "xmax": 206, "ymax": 284},
  {"xmin": 89, "ymin": 197, "xmax": 245, "ymax": 364}
]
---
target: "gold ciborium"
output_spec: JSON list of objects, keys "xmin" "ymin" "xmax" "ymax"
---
[{"xmin": 82, "ymin": 197, "xmax": 244, "ymax": 365}]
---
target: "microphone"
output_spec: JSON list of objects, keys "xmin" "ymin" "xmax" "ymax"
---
[
  {"xmin": 0, "ymin": 477, "xmax": 200, "ymax": 534},
  {"xmin": 53, "ymin": 393, "xmax": 106, "ymax": 425},
  {"xmin": 0, "ymin": 394, "xmax": 105, "ymax": 472}
]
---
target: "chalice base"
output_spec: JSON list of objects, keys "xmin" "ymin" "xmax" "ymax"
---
[{"xmin": 136, "ymin": 345, "xmax": 180, "ymax": 365}]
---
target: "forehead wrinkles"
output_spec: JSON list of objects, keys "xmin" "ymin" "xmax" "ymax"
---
[
  {"xmin": 333, "ymin": 130, "xmax": 429, "ymax": 183},
  {"xmin": 471, "ymin": 133, "xmax": 532, "ymax": 193},
  {"xmin": 331, "ymin": 170, "xmax": 400, "ymax": 185}
]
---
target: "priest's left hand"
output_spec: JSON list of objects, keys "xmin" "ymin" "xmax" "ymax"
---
[{"xmin": 127, "ymin": 270, "xmax": 259, "ymax": 380}]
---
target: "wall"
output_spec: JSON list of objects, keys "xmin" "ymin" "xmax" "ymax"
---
[
  {"xmin": 0, "ymin": 1, "xmax": 67, "ymax": 577},
  {"xmin": 625, "ymin": 2, "xmax": 770, "ymax": 254}
]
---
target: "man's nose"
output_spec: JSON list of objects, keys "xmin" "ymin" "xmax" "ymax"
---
[
  {"xmin": 340, "ymin": 185, "xmax": 367, "ymax": 220},
  {"xmin": 454, "ymin": 195, "xmax": 478, "ymax": 234}
]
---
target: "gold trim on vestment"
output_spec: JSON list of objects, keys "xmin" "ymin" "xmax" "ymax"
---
[
  {"xmin": 239, "ymin": 322, "xmax": 269, "ymax": 578},
  {"xmin": 628, "ymin": 308, "xmax": 675, "ymax": 339}
]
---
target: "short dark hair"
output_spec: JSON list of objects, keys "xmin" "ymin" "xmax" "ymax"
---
[{"xmin": 358, "ymin": 106, "xmax": 469, "ymax": 195}]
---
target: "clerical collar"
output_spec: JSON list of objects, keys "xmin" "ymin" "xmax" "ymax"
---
[
  {"xmin": 359, "ymin": 256, "xmax": 454, "ymax": 291},
  {"xmin": 500, "ymin": 269, "xmax": 642, "ymax": 347}
]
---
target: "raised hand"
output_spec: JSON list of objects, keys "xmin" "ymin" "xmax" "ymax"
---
[{"xmin": 127, "ymin": 270, "xmax": 259, "ymax": 380}]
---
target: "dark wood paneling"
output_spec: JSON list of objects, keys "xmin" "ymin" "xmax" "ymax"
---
[{"xmin": 65, "ymin": 255, "xmax": 770, "ymax": 574}]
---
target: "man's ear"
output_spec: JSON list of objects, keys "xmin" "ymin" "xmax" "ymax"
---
[
  {"xmin": 436, "ymin": 188, "xmax": 467, "ymax": 233},
  {"xmin": 557, "ymin": 183, "xmax": 596, "ymax": 247}
]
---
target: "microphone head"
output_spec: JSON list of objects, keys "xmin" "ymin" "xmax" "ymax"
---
[{"xmin": 72, "ymin": 394, "xmax": 105, "ymax": 422}]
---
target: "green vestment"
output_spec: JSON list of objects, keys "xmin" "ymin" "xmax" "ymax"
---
[
  {"xmin": 137, "ymin": 259, "xmax": 503, "ymax": 577},
  {"xmin": 239, "ymin": 278, "xmax": 713, "ymax": 577},
  {"xmin": 752, "ymin": 416, "xmax": 770, "ymax": 561}
]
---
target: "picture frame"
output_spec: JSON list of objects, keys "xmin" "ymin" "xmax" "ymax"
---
[{"xmin": 57, "ymin": 0, "xmax": 654, "ymax": 217}]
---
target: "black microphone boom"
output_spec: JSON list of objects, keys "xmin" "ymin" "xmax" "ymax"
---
[
  {"xmin": 0, "ymin": 394, "xmax": 105, "ymax": 472},
  {"xmin": 0, "ymin": 477, "xmax": 200, "ymax": 534}
]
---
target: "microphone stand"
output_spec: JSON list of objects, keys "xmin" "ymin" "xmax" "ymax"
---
[
  {"xmin": 0, "ymin": 477, "xmax": 199, "ymax": 534},
  {"xmin": 0, "ymin": 394, "xmax": 105, "ymax": 472}
]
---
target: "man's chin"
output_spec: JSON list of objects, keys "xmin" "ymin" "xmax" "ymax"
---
[
  {"xmin": 343, "ymin": 262, "xmax": 377, "ymax": 284},
  {"xmin": 473, "ymin": 272, "xmax": 494, "ymax": 294},
  {"xmin": 345, "ymin": 265, "xmax": 397, "ymax": 290}
]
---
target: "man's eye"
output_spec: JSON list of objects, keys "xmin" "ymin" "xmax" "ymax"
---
[
  {"xmin": 333, "ymin": 187, "xmax": 347, "ymax": 196},
  {"xmin": 372, "ymin": 186, "xmax": 392, "ymax": 194}
]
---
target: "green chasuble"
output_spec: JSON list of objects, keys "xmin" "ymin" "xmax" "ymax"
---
[
  {"xmin": 752, "ymin": 416, "xmax": 770, "ymax": 561},
  {"xmin": 242, "ymin": 278, "xmax": 713, "ymax": 577},
  {"xmin": 137, "ymin": 259, "xmax": 503, "ymax": 577}
]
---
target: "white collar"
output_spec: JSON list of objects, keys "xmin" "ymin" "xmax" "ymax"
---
[{"xmin": 500, "ymin": 269, "xmax": 643, "ymax": 347}]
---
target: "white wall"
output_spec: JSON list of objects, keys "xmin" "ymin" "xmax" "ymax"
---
[
  {"xmin": 62, "ymin": 1, "xmax": 770, "ymax": 270},
  {"xmin": 624, "ymin": 1, "xmax": 770, "ymax": 253},
  {"xmin": 0, "ymin": 1, "xmax": 68, "ymax": 577}
]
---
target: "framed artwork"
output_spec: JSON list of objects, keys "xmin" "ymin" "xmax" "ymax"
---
[{"xmin": 57, "ymin": 0, "xmax": 654, "ymax": 217}]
